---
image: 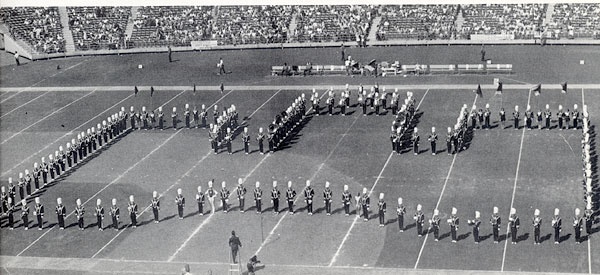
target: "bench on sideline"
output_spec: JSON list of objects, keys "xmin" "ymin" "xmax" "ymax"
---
[{"xmin": 272, "ymin": 63, "xmax": 512, "ymax": 76}]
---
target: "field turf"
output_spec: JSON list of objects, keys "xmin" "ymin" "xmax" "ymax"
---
[{"xmin": 0, "ymin": 44, "xmax": 598, "ymax": 275}]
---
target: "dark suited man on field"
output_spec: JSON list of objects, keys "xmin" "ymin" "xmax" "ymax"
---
[{"xmin": 229, "ymin": 231, "xmax": 242, "ymax": 263}]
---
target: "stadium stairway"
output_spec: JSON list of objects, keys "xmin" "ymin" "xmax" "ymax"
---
[
  {"xmin": 455, "ymin": 10, "xmax": 465, "ymax": 30},
  {"xmin": 544, "ymin": 3, "xmax": 555, "ymax": 25},
  {"xmin": 368, "ymin": 16, "xmax": 381, "ymax": 43},
  {"xmin": 0, "ymin": 23, "xmax": 35, "ymax": 55},
  {"xmin": 125, "ymin": 6, "xmax": 140, "ymax": 40},
  {"xmin": 288, "ymin": 11, "xmax": 298, "ymax": 41},
  {"xmin": 58, "ymin": 7, "xmax": 75, "ymax": 53}
]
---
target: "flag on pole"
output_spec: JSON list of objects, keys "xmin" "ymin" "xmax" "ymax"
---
[
  {"xmin": 495, "ymin": 82, "xmax": 503, "ymax": 95},
  {"xmin": 220, "ymin": 82, "xmax": 224, "ymax": 94},
  {"xmin": 560, "ymin": 82, "xmax": 567, "ymax": 94},
  {"xmin": 134, "ymin": 86, "xmax": 138, "ymax": 96},
  {"xmin": 193, "ymin": 83, "xmax": 196, "ymax": 94},
  {"xmin": 474, "ymin": 84, "xmax": 483, "ymax": 98},
  {"xmin": 150, "ymin": 86, "xmax": 154, "ymax": 97},
  {"xmin": 532, "ymin": 83, "xmax": 541, "ymax": 96}
]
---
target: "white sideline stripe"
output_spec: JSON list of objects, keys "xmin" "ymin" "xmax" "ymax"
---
[
  {"xmin": 0, "ymin": 90, "xmax": 53, "ymax": 119},
  {"xmin": 500, "ymin": 88, "xmax": 533, "ymax": 272},
  {"xmin": 16, "ymin": 130, "xmax": 182, "ymax": 256},
  {"xmin": 329, "ymin": 151, "xmax": 393, "ymax": 267},
  {"xmin": 3, "ymin": 84, "xmax": 600, "ymax": 92},
  {"xmin": 0, "ymin": 89, "xmax": 96, "ymax": 145},
  {"xmin": 253, "ymin": 92, "xmax": 357, "ymax": 256},
  {"xmin": 1, "ymin": 93, "xmax": 135, "ymax": 177},
  {"xmin": 166, "ymin": 90, "xmax": 281, "ymax": 262},
  {"xmin": 414, "ymin": 92, "xmax": 479, "ymax": 269},
  {"xmin": 90, "ymin": 90, "xmax": 238, "ymax": 259},
  {"xmin": 582, "ymin": 88, "xmax": 591, "ymax": 275},
  {"xmin": 0, "ymin": 58, "xmax": 88, "ymax": 103},
  {"xmin": 329, "ymin": 88, "xmax": 430, "ymax": 267}
]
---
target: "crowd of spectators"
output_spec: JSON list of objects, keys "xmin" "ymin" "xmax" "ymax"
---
[
  {"xmin": 376, "ymin": 5, "xmax": 458, "ymax": 40},
  {"xmin": 130, "ymin": 6, "xmax": 213, "ymax": 48},
  {"xmin": 0, "ymin": 7, "xmax": 65, "ymax": 53},
  {"xmin": 458, "ymin": 4, "xmax": 546, "ymax": 40},
  {"xmin": 213, "ymin": 6, "xmax": 293, "ymax": 45},
  {"xmin": 545, "ymin": 3, "xmax": 600, "ymax": 39},
  {"xmin": 293, "ymin": 5, "xmax": 376, "ymax": 43},
  {"xmin": 67, "ymin": 6, "xmax": 130, "ymax": 51}
]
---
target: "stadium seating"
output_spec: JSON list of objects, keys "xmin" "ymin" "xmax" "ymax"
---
[
  {"xmin": 130, "ymin": 6, "xmax": 213, "ymax": 48},
  {"xmin": 0, "ymin": 7, "xmax": 65, "ymax": 53},
  {"xmin": 459, "ymin": 4, "xmax": 547, "ymax": 40},
  {"xmin": 213, "ymin": 6, "xmax": 293, "ymax": 45},
  {"xmin": 292, "ymin": 5, "xmax": 375, "ymax": 43},
  {"xmin": 67, "ymin": 6, "xmax": 130, "ymax": 51},
  {"xmin": 376, "ymin": 5, "xmax": 458, "ymax": 41},
  {"xmin": 545, "ymin": 3, "xmax": 600, "ymax": 39}
]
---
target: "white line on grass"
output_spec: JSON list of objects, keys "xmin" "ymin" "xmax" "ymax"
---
[
  {"xmin": 414, "ymin": 92, "xmax": 479, "ymax": 269},
  {"xmin": 582, "ymin": 88, "xmax": 592, "ymax": 275},
  {"xmin": 500, "ymin": 88, "xmax": 532, "ymax": 272},
  {"xmin": 329, "ymin": 88, "xmax": 430, "ymax": 267},
  {"xmin": 254, "ymin": 105, "xmax": 361, "ymax": 256},
  {"xmin": 0, "ymin": 89, "xmax": 97, "ymax": 145},
  {"xmin": 16, "ymin": 130, "xmax": 182, "ymax": 256},
  {"xmin": 0, "ymin": 59, "xmax": 89, "ymax": 104},
  {"xmin": 91, "ymin": 90, "xmax": 239, "ymax": 259},
  {"xmin": 329, "ymin": 151, "xmax": 393, "ymax": 267},
  {"xmin": 1, "ymin": 93, "xmax": 135, "ymax": 177},
  {"xmin": 0, "ymin": 90, "xmax": 53, "ymax": 119}
]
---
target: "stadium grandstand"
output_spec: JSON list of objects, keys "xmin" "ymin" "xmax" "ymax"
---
[{"xmin": 2, "ymin": 4, "xmax": 600, "ymax": 58}]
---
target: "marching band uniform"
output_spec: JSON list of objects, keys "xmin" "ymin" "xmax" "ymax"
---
[
  {"xmin": 430, "ymin": 209, "xmax": 441, "ymax": 241},
  {"xmin": 6, "ymin": 198, "xmax": 14, "ymax": 229},
  {"xmin": 320, "ymin": 182, "xmax": 332, "ymax": 215},
  {"xmin": 271, "ymin": 181, "xmax": 280, "ymax": 214},
  {"xmin": 574, "ymin": 208, "xmax": 583, "ymax": 244},
  {"xmin": 254, "ymin": 182, "xmax": 262, "ymax": 213},
  {"xmin": 544, "ymin": 104, "xmax": 552, "ymax": 130},
  {"xmin": 557, "ymin": 105, "xmax": 564, "ymax": 130},
  {"xmin": 176, "ymin": 188, "xmax": 185, "ymax": 219},
  {"xmin": 361, "ymin": 188, "xmax": 370, "ymax": 221},
  {"xmin": 172, "ymin": 107, "xmax": 178, "ymax": 130},
  {"xmin": 499, "ymin": 108, "xmax": 506, "ymax": 129},
  {"xmin": 34, "ymin": 197, "xmax": 44, "ymax": 230},
  {"xmin": 75, "ymin": 199, "xmax": 85, "ymax": 230},
  {"xmin": 95, "ymin": 199, "xmax": 104, "ymax": 230},
  {"xmin": 158, "ymin": 107, "xmax": 164, "ymax": 130},
  {"xmin": 286, "ymin": 181, "xmax": 296, "ymax": 214},
  {"xmin": 184, "ymin": 104, "xmax": 191, "ymax": 128},
  {"xmin": 552, "ymin": 208, "xmax": 562, "ymax": 244},
  {"xmin": 151, "ymin": 191, "xmax": 160, "ymax": 223},
  {"xmin": 412, "ymin": 128, "xmax": 420, "ymax": 155},
  {"xmin": 56, "ymin": 198, "xmax": 66, "ymax": 230},
  {"xmin": 8, "ymin": 178, "xmax": 16, "ymax": 206},
  {"xmin": 509, "ymin": 208, "xmax": 520, "ymax": 244},
  {"xmin": 378, "ymin": 193, "xmax": 386, "ymax": 227},
  {"xmin": 397, "ymin": 198, "xmax": 406, "ymax": 231},
  {"xmin": 257, "ymin": 128, "xmax": 265, "ymax": 154},
  {"xmin": 342, "ymin": 185, "xmax": 352, "ymax": 216},
  {"xmin": 304, "ymin": 181, "xmax": 315, "ymax": 215},
  {"xmin": 221, "ymin": 182, "xmax": 230, "ymax": 213},
  {"xmin": 513, "ymin": 106, "xmax": 520, "ymax": 130},
  {"xmin": 128, "ymin": 195, "xmax": 138, "ymax": 228},
  {"xmin": 532, "ymin": 209, "xmax": 542, "ymax": 244},
  {"xmin": 490, "ymin": 207, "xmax": 501, "ymax": 243},
  {"xmin": 110, "ymin": 198, "xmax": 119, "ymax": 230},
  {"xmin": 236, "ymin": 179, "xmax": 247, "ymax": 212},
  {"xmin": 449, "ymin": 207, "xmax": 459, "ymax": 243},
  {"xmin": 572, "ymin": 104, "xmax": 580, "ymax": 129},
  {"xmin": 414, "ymin": 204, "xmax": 425, "ymax": 237},
  {"xmin": 428, "ymin": 127, "xmax": 437, "ymax": 155},
  {"xmin": 21, "ymin": 199, "xmax": 30, "ymax": 230},
  {"xmin": 196, "ymin": 186, "xmax": 205, "ymax": 216},
  {"xmin": 243, "ymin": 127, "xmax": 250, "ymax": 154},
  {"xmin": 484, "ymin": 104, "xmax": 491, "ymax": 129},
  {"xmin": 470, "ymin": 211, "xmax": 481, "ymax": 243}
]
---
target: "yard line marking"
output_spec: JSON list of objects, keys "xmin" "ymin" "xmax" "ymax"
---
[
  {"xmin": 92, "ymin": 88, "xmax": 266, "ymax": 260},
  {"xmin": 582, "ymin": 88, "xmax": 591, "ymax": 275},
  {"xmin": 329, "ymin": 151, "xmax": 393, "ymax": 267},
  {"xmin": 1, "ymin": 93, "xmax": 135, "ymax": 177},
  {"xmin": 330, "ymin": 88, "xmax": 430, "ymax": 267},
  {"xmin": 500, "ymin": 88, "xmax": 532, "ymax": 272},
  {"xmin": 1, "ymin": 89, "xmax": 190, "ymax": 177},
  {"xmin": 254, "ymin": 103, "xmax": 361, "ymax": 256},
  {"xmin": 559, "ymin": 134, "xmax": 576, "ymax": 158},
  {"xmin": 18, "ymin": 88, "xmax": 206, "ymax": 256},
  {"xmin": 414, "ymin": 92, "xmax": 478, "ymax": 269},
  {"xmin": 0, "ymin": 89, "xmax": 97, "ymax": 145},
  {"xmin": 0, "ymin": 90, "xmax": 53, "ymax": 119},
  {"xmin": 166, "ymin": 90, "xmax": 281, "ymax": 262},
  {"xmin": 0, "ymin": 58, "xmax": 89, "ymax": 104},
  {"xmin": 16, "ymin": 130, "xmax": 182, "ymax": 256}
]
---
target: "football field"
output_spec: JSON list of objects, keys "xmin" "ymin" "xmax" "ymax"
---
[{"xmin": 0, "ymin": 45, "xmax": 598, "ymax": 274}]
